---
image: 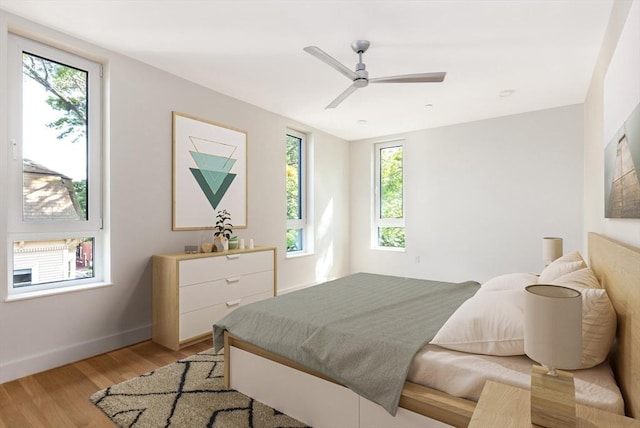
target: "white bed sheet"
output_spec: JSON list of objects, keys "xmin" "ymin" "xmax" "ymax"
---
[{"xmin": 407, "ymin": 344, "xmax": 625, "ymax": 415}]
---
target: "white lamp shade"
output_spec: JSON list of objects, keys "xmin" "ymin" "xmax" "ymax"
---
[
  {"xmin": 524, "ymin": 285, "xmax": 582, "ymax": 370},
  {"xmin": 542, "ymin": 237, "xmax": 563, "ymax": 263}
]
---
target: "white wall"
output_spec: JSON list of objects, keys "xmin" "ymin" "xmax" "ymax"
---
[
  {"xmin": 349, "ymin": 105, "xmax": 584, "ymax": 283},
  {"xmin": 0, "ymin": 11, "xmax": 350, "ymax": 382},
  {"xmin": 584, "ymin": 0, "xmax": 640, "ymax": 249}
]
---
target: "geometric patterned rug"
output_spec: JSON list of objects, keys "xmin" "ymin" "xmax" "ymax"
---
[{"xmin": 90, "ymin": 348, "xmax": 309, "ymax": 427}]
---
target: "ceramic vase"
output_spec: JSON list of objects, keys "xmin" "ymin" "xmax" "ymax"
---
[{"xmin": 213, "ymin": 236, "xmax": 228, "ymax": 252}]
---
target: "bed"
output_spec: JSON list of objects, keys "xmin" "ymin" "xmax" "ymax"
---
[{"xmin": 214, "ymin": 233, "xmax": 639, "ymax": 427}]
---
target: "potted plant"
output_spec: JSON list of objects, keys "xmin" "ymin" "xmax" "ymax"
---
[{"xmin": 213, "ymin": 209, "xmax": 233, "ymax": 251}]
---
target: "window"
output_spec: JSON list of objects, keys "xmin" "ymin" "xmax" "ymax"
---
[
  {"xmin": 286, "ymin": 130, "xmax": 307, "ymax": 254},
  {"xmin": 374, "ymin": 141, "xmax": 405, "ymax": 249},
  {"xmin": 13, "ymin": 268, "xmax": 32, "ymax": 287},
  {"xmin": 6, "ymin": 34, "xmax": 104, "ymax": 297}
]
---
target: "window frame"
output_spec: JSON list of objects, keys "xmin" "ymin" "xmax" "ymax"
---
[
  {"xmin": 286, "ymin": 129, "xmax": 309, "ymax": 256},
  {"xmin": 6, "ymin": 34, "xmax": 106, "ymax": 299},
  {"xmin": 373, "ymin": 140, "xmax": 405, "ymax": 250}
]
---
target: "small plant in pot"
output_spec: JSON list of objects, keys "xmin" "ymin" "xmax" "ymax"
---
[{"xmin": 213, "ymin": 209, "xmax": 233, "ymax": 252}]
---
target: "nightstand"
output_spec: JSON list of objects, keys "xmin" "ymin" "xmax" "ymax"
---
[{"xmin": 468, "ymin": 380, "xmax": 640, "ymax": 427}]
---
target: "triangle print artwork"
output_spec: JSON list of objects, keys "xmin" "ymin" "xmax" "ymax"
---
[{"xmin": 189, "ymin": 136, "xmax": 237, "ymax": 211}]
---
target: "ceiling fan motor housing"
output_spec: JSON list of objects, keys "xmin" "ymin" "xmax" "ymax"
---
[{"xmin": 355, "ymin": 64, "xmax": 369, "ymax": 87}]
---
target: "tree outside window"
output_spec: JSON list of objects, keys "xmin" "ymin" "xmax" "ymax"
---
[
  {"xmin": 7, "ymin": 34, "xmax": 103, "ymax": 296},
  {"xmin": 376, "ymin": 143, "xmax": 405, "ymax": 249},
  {"xmin": 286, "ymin": 131, "xmax": 305, "ymax": 253}
]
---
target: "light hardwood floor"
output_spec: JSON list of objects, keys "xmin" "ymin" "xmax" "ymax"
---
[{"xmin": 0, "ymin": 339, "xmax": 213, "ymax": 427}]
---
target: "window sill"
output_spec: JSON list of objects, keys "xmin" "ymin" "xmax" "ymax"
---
[
  {"xmin": 371, "ymin": 246, "xmax": 406, "ymax": 252},
  {"xmin": 286, "ymin": 250, "xmax": 314, "ymax": 259},
  {"xmin": 5, "ymin": 281, "xmax": 113, "ymax": 302}
]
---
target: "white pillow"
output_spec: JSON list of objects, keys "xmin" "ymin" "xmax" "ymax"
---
[
  {"xmin": 538, "ymin": 251, "xmax": 586, "ymax": 283},
  {"xmin": 478, "ymin": 272, "xmax": 538, "ymax": 293},
  {"xmin": 430, "ymin": 290, "xmax": 525, "ymax": 356},
  {"xmin": 431, "ymin": 268, "xmax": 616, "ymax": 367},
  {"xmin": 551, "ymin": 267, "xmax": 601, "ymax": 289},
  {"xmin": 550, "ymin": 269, "xmax": 617, "ymax": 369}
]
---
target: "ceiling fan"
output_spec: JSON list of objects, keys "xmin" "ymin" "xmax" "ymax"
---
[{"xmin": 303, "ymin": 40, "xmax": 446, "ymax": 109}]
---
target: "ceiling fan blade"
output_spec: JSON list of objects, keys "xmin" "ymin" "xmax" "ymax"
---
[
  {"xmin": 326, "ymin": 84, "xmax": 358, "ymax": 109},
  {"xmin": 369, "ymin": 72, "xmax": 446, "ymax": 84},
  {"xmin": 304, "ymin": 46, "xmax": 358, "ymax": 81}
]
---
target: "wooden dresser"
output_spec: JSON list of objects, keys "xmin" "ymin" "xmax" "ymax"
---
[{"xmin": 152, "ymin": 246, "xmax": 276, "ymax": 350}]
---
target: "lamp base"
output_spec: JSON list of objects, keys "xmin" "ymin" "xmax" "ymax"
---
[{"xmin": 530, "ymin": 364, "xmax": 577, "ymax": 427}]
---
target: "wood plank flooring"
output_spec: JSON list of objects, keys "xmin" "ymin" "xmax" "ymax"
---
[{"xmin": 0, "ymin": 339, "xmax": 213, "ymax": 428}]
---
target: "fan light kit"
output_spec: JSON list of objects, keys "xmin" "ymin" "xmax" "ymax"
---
[{"xmin": 304, "ymin": 40, "xmax": 446, "ymax": 109}]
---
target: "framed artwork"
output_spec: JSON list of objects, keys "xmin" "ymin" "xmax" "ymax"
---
[
  {"xmin": 604, "ymin": 104, "xmax": 640, "ymax": 218},
  {"xmin": 172, "ymin": 112, "xmax": 247, "ymax": 230},
  {"xmin": 603, "ymin": 1, "xmax": 640, "ymax": 219}
]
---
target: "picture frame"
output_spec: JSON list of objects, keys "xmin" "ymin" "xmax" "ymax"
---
[
  {"xmin": 603, "ymin": 2, "xmax": 640, "ymax": 219},
  {"xmin": 172, "ymin": 111, "xmax": 247, "ymax": 230}
]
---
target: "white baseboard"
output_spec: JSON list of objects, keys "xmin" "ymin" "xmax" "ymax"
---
[
  {"xmin": 0, "ymin": 324, "xmax": 152, "ymax": 383},
  {"xmin": 278, "ymin": 276, "xmax": 341, "ymax": 295},
  {"xmin": 278, "ymin": 282, "xmax": 316, "ymax": 294}
]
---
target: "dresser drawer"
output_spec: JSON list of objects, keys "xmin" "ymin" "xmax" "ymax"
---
[
  {"xmin": 179, "ymin": 270, "xmax": 273, "ymax": 314},
  {"xmin": 179, "ymin": 291, "xmax": 273, "ymax": 341},
  {"xmin": 179, "ymin": 251, "xmax": 273, "ymax": 286}
]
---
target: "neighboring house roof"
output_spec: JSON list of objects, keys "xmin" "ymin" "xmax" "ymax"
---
[{"xmin": 22, "ymin": 158, "xmax": 83, "ymax": 221}]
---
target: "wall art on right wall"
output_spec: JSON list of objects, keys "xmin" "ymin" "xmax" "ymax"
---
[
  {"xmin": 603, "ymin": 0, "xmax": 640, "ymax": 219},
  {"xmin": 605, "ymin": 103, "xmax": 640, "ymax": 218}
]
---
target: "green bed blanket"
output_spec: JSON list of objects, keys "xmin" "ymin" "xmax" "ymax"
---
[{"xmin": 213, "ymin": 272, "xmax": 479, "ymax": 415}]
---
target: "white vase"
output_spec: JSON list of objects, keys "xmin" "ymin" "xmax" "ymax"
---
[{"xmin": 213, "ymin": 236, "xmax": 228, "ymax": 252}]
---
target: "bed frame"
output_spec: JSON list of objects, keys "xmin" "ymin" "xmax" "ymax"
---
[{"xmin": 223, "ymin": 233, "xmax": 639, "ymax": 427}]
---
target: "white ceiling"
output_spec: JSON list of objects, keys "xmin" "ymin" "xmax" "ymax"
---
[{"xmin": 0, "ymin": 0, "xmax": 614, "ymax": 141}]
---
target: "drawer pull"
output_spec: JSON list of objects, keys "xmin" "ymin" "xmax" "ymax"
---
[
  {"xmin": 226, "ymin": 277, "xmax": 241, "ymax": 284},
  {"xmin": 226, "ymin": 299, "xmax": 242, "ymax": 307},
  {"xmin": 226, "ymin": 255, "xmax": 240, "ymax": 260}
]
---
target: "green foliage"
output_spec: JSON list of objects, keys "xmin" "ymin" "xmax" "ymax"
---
[
  {"xmin": 286, "ymin": 164, "xmax": 299, "ymax": 220},
  {"xmin": 378, "ymin": 145, "xmax": 405, "ymax": 248},
  {"xmin": 286, "ymin": 135, "xmax": 301, "ymax": 221},
  {"xmin": 380, "ymin": 146, "xmax": 403, "ymax": 219},
  {"xmin": 214, "ymin": 210, "xmax": 233, "ymax": 239},
  {"xmin": 379, "ymin": 227, "xmax": 405, "ymax": 248},
  {"xmin": 286, "ymin": 228, "xmax": 302, "ymax": 252},
  {"xmin": 286, "ymin": 135, "xmax": 304, "ymax": 252},
  {"xmin": 73, "ymin": 180, "xmax": 87, "ymax": 219},
  {"xmin": 22, "ymin": 53, "xmax": 87, "ymax": 143}
]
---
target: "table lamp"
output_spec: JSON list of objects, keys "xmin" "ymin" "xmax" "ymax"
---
[
  {"xmin": 542, "ymin": 237, "xmax": 563, "ymax": 265},
  {"xmin": 524, "ymin": 284, "xmax": 582, "ymax": 427}
]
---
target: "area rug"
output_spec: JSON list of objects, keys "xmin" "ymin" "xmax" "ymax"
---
[{"xmin": 90, "ymin": 348, "xmax": 309, "ymax": 428}]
